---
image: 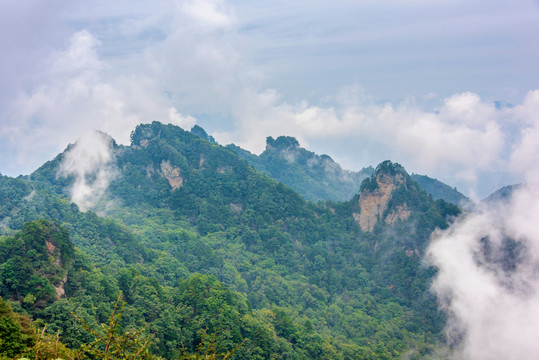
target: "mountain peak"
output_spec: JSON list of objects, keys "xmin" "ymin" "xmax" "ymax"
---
[
  {"xmin": 355, "ymin": 161, "xmax": 413, "ymax": 232},
  {"xmin": 190, "ymin": 125, "xmax": 216, "ymax": 144},
  {"xmin": 229, "ymin": 136, "xmax": 372, "ymax": 201},
  {"xmin": 374, "ymin": 160, "xmax": 408, "ymax": 177},
  {"xmin": 483, "ymin": 184, "xmax": 522, "ymax": 203},
  {"xmin": 265, "ymin": 136, "xmax": 300, "ymax": 150}
]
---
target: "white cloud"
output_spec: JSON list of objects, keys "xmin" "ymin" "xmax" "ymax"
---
[
  {"xmin": 426, "ymin": 88, "xmax": 539, "ymax": 358},
  {"xmin": 57, "ymin": 130, "xmax": 117, "ymax": 211},
  {"xmin": 509, "ymin": 90, "xmax": 539, "ymax": 183},
  {"xmin": 0, "ymin": 0, "xmax": 537, "ymax": 198},
  {"xmin": 215, "ymin": 87, "xmax": 516, "ymax": 196},
  {"xmin": 168, "ymin": 107, "xmax": 197, "ymax": 129},
  {"xmin": 427, "ymin": 183, "xmax": 539, "ymax": 359},
  {"xmin": 182, "ymin": 0, "xmax": 235, "ymax": 29},
  {"xmin": 137, "ymin": 0, "xmax": 252, "ymax": 116},
  {"xmin": 1, "ymin": 29, "xmax": 178, "ymax": 173}
]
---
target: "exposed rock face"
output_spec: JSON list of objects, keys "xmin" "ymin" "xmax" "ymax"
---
[
  {"xmin": 385, "ymin": 204, "xmax": 411, "ymax": 225},
  {"xmin": 353, "ymin": 162, "xmax": 409, "ymax": 232},
  {"xmin": 45, "ymin": 238, "xmax": 69, "ymax": 299},
  {"xmin": 229, "ymin": 203, "xmax": 243, "ymax": 213},
  {"xmin": 45, "ymin": 240, "xmax": 56, "ymax": 255},
  {"xmin": 54, "ymin": 272, "xmax": 68, "ymax": 299},
  {"xmin": 217, "ymin": 166, "xmax": 232, "ymax": 174},
  {"xmin": 161, "ymin": 160, "xmax": 183, "ymax": 190}
]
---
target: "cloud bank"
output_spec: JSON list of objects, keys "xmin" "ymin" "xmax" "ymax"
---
[
  {"xmin": 427, "ymin": 96, "xmax": 539, "ymax": 358},
  {"xmin": 216, "ymin": 88, "xmax": 539, "ymax": 197},
  {"xmin": 1, "ymin": 27, "xmax": 195, "ymax": 176}
]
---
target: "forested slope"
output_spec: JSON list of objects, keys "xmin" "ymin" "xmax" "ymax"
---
[
  {"xmin": 227, "ymin": 135, "xmax": 373, "ymax": 202},
  {"xmin": 0, "ymin": 122, "xmax": 460, "ymax": 359}
]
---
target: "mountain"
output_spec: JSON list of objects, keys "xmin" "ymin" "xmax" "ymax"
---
[
  {"xmin": 347, "ymin": 161, "xmax": 460, "ymax": 305},
  {"xmin": 227, "ymin": 135, "xmax": 373, "ymax": 202},
  {"xmin": 410, "ymin": 174, "xmax": 469, "ymax": 205},
  {"xmin": 354, "ymin": 161, "xmax": 423, "ymax": 233},
  {"xmin": 1, "ymin": 121, "xmax": 460, "ymax": 359},
  {"xmin": 226, "ymin": 134, "xmax": 466, "ymax": 206},
  {"xmin": 483, "ymin": 184, "xmax": 522, "ymax": 203}
]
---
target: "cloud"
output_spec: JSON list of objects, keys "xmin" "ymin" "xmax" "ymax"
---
[
  {"xmin": 2, "ymin": 30, "xmax": 125, "ymax": 171},
  {"xmin": 509, "ymin": 90, "xmax": 539, "ymax": 183},
  {"xmin": 168, "ymin": 107, "xmax": 197, "ymax": 129},
  {"xmin": 426, "ymin": 91, "xmax": 539, "ymax": 358},
  {"xmin": 0, "ymin": 0, "xmax": 70, "ymax": 103},
  {"xmin": 1, "ymin": 28, "xmax": 196, "ymax": 175},
  {"xmin": 57, "ymin": 130, "xmax": 117, "ymax": 211},
  {"xmin": 214, "ymin": 86, "xmax": 524, "ymax": 196},
  {"xmin": 427, "ymin": 185, "xmax": 539, "ymax": 359},
  {"xmin": 142, "ymin": 0, "xmax": 257, "ymax": 116},
  {"xmin": 0, "ymin": 0, "xmax": 537, "ymax": 199},
  {"xmin": 182, "ymin": 0, "xmax": 235, "ymax": 29}
]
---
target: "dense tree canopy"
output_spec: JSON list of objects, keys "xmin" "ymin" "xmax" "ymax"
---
[{"xmin": 0, "ymin": 122, "xmax": 461, "ymax": 359}]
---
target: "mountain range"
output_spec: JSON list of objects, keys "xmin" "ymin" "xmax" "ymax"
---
[
  {"xmin": 0, "ymin": 121, "xmax": 498, "ymax": 359},
  {"xmin": 225, "ymin": 132, "xmax": 467, "ymax": 206}
]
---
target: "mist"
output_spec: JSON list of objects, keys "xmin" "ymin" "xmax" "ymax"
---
[
  {"xmin": 57, "ymin": 131, "xmax": 117, "ymax": 212},
  {"xmin": 427, "ymin": 110, "xmax": 539, "ymax": 359}
]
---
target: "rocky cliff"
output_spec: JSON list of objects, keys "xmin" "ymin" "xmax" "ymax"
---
[{"xmin": 353, "ymin": 161, "xmax": 412, "ymax": 232}]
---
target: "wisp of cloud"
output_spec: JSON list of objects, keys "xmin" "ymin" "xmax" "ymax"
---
[{"xmin": 57, "ymin": 130, "xmax": 117, "ymax": 212}]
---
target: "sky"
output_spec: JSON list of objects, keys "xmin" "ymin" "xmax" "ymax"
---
[{"xmin": 1, "ymin": 0, "xmax": 539, "ymax": 198}]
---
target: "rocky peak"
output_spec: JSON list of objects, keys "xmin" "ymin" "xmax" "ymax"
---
[
  {"xmin": 190, "ymin": 125, "xmax": 216, "ymax": 144},
  {"xmin": 354, "ymin": 161, "xmax": 410, "ymax": 232},
  {"xmin": 265, "ymin": 136, "xmax": 300, "ymax": 151}
]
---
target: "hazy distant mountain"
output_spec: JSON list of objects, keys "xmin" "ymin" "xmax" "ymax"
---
[
  {"xmin": 483, "ymin": 184, "xmax": 522, "ymax": 203},
  {"xmin": 410, "ymin": 174, "xmax": 469, "ymax": 205},
  {"xmin": 227, "ymin": 136, "xmax": 373, "ymax": 202},
  {"xmin": 226, "ymin": 133, "xmax": 466, "ymax": 206}
]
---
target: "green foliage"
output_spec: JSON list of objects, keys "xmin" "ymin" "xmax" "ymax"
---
[
  {"xmin": 0, "ymin": 122, "xmax": 462, "ymax": 359},
  {"xmin": 0, "ymin": 220, "xmax": 73, "ymax": 308},
  {"xmin": 74, "ymin": 295, "xmax": 154, "ymax": 360},
  {"xmin": 0, "ymin": 312, "xmax": 29, "ymax": 358},
  {"xmin": 374, "ymin": 160, "xmax": 406, "ymax": 177},
  {"xmin": 0, "ymin": 174, "xmax": 32, "ymax": 219},
  {"xmin": 229, "ymin": 137, "xmax": 373, "ymax": 202},
  {"xmin": 265, "ymin": 135, "xmax": 300, "ymax": 149},
  {"xmin": 359, "ymin": 175, "xmax": 379, "ymax": 193},
  {"xmin": 178, "ymin": 331, "xmax": 244, "ymax": 360},
  {"xmin": 190, "ymin": 125, "xmax": 217, "ymax": 144},
  {"xmin": 0, "ymin": 297, "xmax": 74, "ymax": 360}
]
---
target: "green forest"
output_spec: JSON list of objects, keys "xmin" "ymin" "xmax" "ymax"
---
[{"xmin": 0, "ymin": 122, "xmax": 461, "ymax": 359}]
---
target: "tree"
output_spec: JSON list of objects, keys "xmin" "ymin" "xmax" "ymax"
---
[{"xmin": 73, "ymin": 294, "xmax": 154, "ymax": 360}]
